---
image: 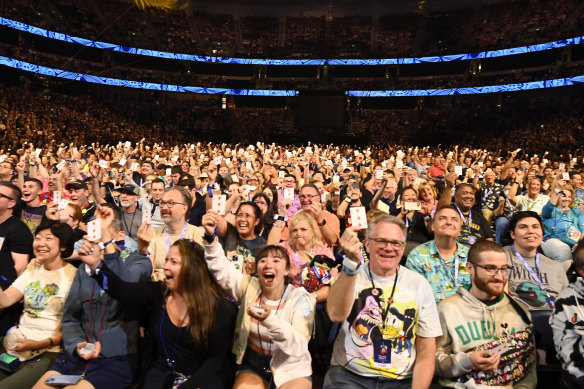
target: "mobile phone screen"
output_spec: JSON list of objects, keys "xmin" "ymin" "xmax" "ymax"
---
[{"xmin": 0, "ymin": 353, "xmax": 17, "ymax": 364}]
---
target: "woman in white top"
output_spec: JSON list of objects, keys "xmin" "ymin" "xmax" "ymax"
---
[
  {"xmin": 202, "ymin": 211, "xmax": 315, "ymax": 389},
  {"xmin": 0, "ymin": 221, "xmax": 76, "ymax": 388}
]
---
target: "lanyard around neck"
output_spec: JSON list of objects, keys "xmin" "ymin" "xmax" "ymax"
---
[
  {"xmin": 159, "ymin": 297, "xmax": 188, "ymax": 373},
  {"xmin": 165, "ymin": 223, "xmax": 188, "ymax": 252},
  {"xmin": 257, "ymin": 285, "xmax": 287, "ymax": 355},
  {"xmin": 367, "ymin": 263, "xmax": 399, "ymax": 329}
]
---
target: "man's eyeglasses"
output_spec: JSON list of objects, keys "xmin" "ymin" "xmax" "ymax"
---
[
  {"xmin": 299, "ymin": 194, "xmax": 320, "ymax": 201},
  {"xmin": 0, "ymin": 193, "xmax": 15, "ymax": 201},
  {"xmin": 369, "ymin": 238, "xmax": 405, "ymax": 249},
  {"xmin": 471, "ymin": 263, "xmax": 511, "ymax": 276},
  {"xmin": 159, "ymin": 201, "xmax": 187, "ymax": 208}
]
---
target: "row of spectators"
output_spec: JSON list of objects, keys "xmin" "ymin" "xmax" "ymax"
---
[
  {"xmin": 1, "ymin": 0, "xmax": 583, "ymax": 58},
  {"xmin": 1, "ymin": 135, "xmax": 584, "ymax": 387}
]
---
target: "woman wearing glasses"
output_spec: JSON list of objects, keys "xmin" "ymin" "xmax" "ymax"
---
[
  {"xmin": 204, "ymin": 202, "xmax": 266, "ymax": 275},
  {"xmin": 201, "ymin": 213, "xmax": 314, "ymax": 389}
]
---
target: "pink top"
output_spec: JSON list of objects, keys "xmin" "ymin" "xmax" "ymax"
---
[{"xmin": 279, "ymin": 241, "xmax": 334, "ymax": 287}]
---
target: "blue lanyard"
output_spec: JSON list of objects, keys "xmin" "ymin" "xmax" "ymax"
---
[
  {"xmin": 437, "ymin": 249, "xmax": 460, "ymax": 287},
  {"xmin": 294, "ymin": 250, "xmax": 312, "ymax": 285},
  {"xmin": 159, "ymin": 298, "xmax": 188, "ymax": 373},
  {"xmin": 257, "ymin": 285, "xmax": 287, "ymax": 356},
  {"xmin": 165, "ymin": 223, "xmax": 188, "ymax": 252},
  {"xmin": 311, "ymin": 265, "xmax": 331, "ymax": 284},
  {"xmin": 454, "ymin": 203, "xmax": 471, "ymax": 228},
  {"xmin": 512, "ymin": 248, "xmax": 547, "ymax": 294}
]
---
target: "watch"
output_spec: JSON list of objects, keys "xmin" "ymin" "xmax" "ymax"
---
[
  {"xmin": 342, "ymin": 255, "xmax": 360, "ymax": 276},
  {"xmin": 317, "ymin": 218, "xmax": 326, "ymax": 227},
  {"xmin": 273, "ymin": 214, "xmax": 285, "ymax": 222}
]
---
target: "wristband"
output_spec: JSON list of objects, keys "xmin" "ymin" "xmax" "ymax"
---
[
  {"xmin": 342, "ymin": 255, "xmax": 360, "ymax": 276},
  {"xmin": 48, "ymin": 337, "xmax": 54, "ymax": 347},
  {"xmin": 203, "ymin": 226, "xmax": 218, "ymax": 243},
  {"xmin": 273, "ymin": 214, "xmax": 285, "ymax": 222},
  {"xmin": 344, "ymin": 197, "xmax": 351, "ymax": 203}
]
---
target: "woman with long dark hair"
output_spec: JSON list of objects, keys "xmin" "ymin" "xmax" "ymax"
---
[{"xmin": 72, "ymin": 238, "xmax": 237, "ymax": 389}]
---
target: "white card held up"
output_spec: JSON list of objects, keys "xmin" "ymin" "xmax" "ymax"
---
[
  {"xmin": 333, "ymin": 175, "xmax": 340, "ymax": 183},
  {"xmin": 375, "ymin": 170, "xmax": 384, "ymax": 180},
  {"xmin": 212, "ymin": 195, "xmax": 227, "ymax": 215},
  {"xmin": 559, "ymin": 163, "xmax": 565, "ymax": 171},
  {"xmin": 245, "ymin": 162, "xmax": 252, "ymax": 170},
  {"xmin": 350, "ymin": 207, "xmax": 368, "ymax": 229},
  {"xmin": 396, "ymin": 160, "xmax": 403, "ymax": 169},
  {"xmin": 130, "ymin": 162, "xmax": 139, "ymax": 172},
  {"xmin": 454, "ymin": 165, "xmax": 463, "ymax": 176},
  {"xmin": 166, "ymin": 168, "xmax": 172, "ymax": 176},
  {"xmin": 53, "ymin": 191, "xmax": 61, "ymax": 203},
  {"xmin": 99, "ymin": 160, "xmax": 108, "ymax": 169},
  {"xmin": 57, "ymin": 199, "xmax": 69, "ymax": 211},
  {"xmin": 87, "ymin": 219, "xmax": 101, "ymax": 242},
  {"xmin": 154, "ymin": 155, "xmax": 160, "ymax": 160},
  {"xmin": 119, "ymin": 157, "xmax": 127, "ymax": 167},
  {"xmin": 278, "ymin": 170, "xmax": 285, "ymax": 179},
  {"xmin": 56, "ymin": 160, "xmax": 67, "ymax": 171},
  {"xmin": 283, "ymin": 188, "xmax": 295, "ymax": 201},
  {"xmin": 232, "ymin": 174, "xmax": 239, "ymax": 183},
  {"xmin": 563, "ymin": 172, "xmax": 570, "ymax": 180},
  {"xmin": 212, "ymin": 156, "xmax": 223, "ymax": 166},
  {"xmin": 173, "ymin": 155, "xmax": 179, "ymax": 162},
  {"xmin": 142, "ymin": 209, "xmax": 151, "ymax": 225}
]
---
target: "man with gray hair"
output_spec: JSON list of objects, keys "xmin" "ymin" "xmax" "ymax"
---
[{"xmin": 325, "ymin": 215, "xmax": 441, "ymax": 389}]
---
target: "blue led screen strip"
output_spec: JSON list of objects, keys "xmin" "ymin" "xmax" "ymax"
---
[
  {"xmin": 0, "ymin": 56, "xmax": 297, "ymax": 96},
  {"xmin": 1, "ymin": 56, "xmax": 582, "ymax": 97},
  {"xmin": 1, "ymin": 16, "xmax": 583, "ymax": 66}
]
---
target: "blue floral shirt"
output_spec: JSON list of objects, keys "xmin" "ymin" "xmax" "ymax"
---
[{"xmin": 405, "ymin": 240, "xmax": 471, "ymax": 303}]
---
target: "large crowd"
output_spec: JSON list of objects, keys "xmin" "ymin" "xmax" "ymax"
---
[
  {"xmin": 1, "ymin": 0, "xmax": 583, "ymax": 59},
  {"xmin": 0, "ymin": 134, "xmax": 581, "ymax": 388}
]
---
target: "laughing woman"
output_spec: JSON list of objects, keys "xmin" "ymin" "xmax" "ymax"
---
[
  {"xmin": 0, "ymin": 221, "xmax": 76, "ymax": 388},
  {"xmin": 201, "ymin": 212, "xmax": 315, "ymax": 389},
  {"xmin": 73, "ymin": 238, "xmax": 237, "ymax": 389}
]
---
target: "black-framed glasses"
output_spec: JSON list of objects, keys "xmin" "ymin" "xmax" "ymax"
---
[
  {"xmin": 253, "ymin": 200, "xmax": 267, "ymax": 206},
  {"xmin": 0, "ymin": 193, "xmax": 15, "ymax": 201},
  {"xmin": 471, "ymin": 263, "xmax": 511, "ymax": 276},
  {"xmin": 369, "ymin": 237, "xmax": 405, "ymax": 249},
  {"xmin": 159, "ymin": 201, "xmax": 187, "ymax": 208}
]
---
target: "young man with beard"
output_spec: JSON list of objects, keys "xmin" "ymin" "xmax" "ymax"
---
[
  {"xmin": 435, "ymin": 240, "xmax": 537, "ymax": 388},
  {"xmin": 504, "ymin": 211, "xmax": 568, "ymax": 311}
]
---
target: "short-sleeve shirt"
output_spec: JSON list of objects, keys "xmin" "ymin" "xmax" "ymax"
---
[
  {"xmin": 478, "ymin": 182, "xmax": 504, "ymax": 210},
  {"xmin": 456, "ymin": 208, "xmax": 494, "ymax": 246},
  {"xmin": 21, "ymin": 205, "xmax": 47, "ymax": 235},
  {"xmin": 514, "ymin": 194, "xmax": 550, "ymax": 215},
  {"xmin": 330, "ymin": 263, "xmax": 442, "ymax": 379},
  {"xmin": 220, "ymin": 223, "xmax": 266, "ymax": 275},
  {"xmin": 406, "ymin": 241, "xmax": 471, "ymax": 303},
  {"xmin": 11, "ymin": 262, "xmax": 77, "ymax": 343},
  {"xmin": 0, "ymin": 216, "xmax": 34, "ymax": 289}
]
